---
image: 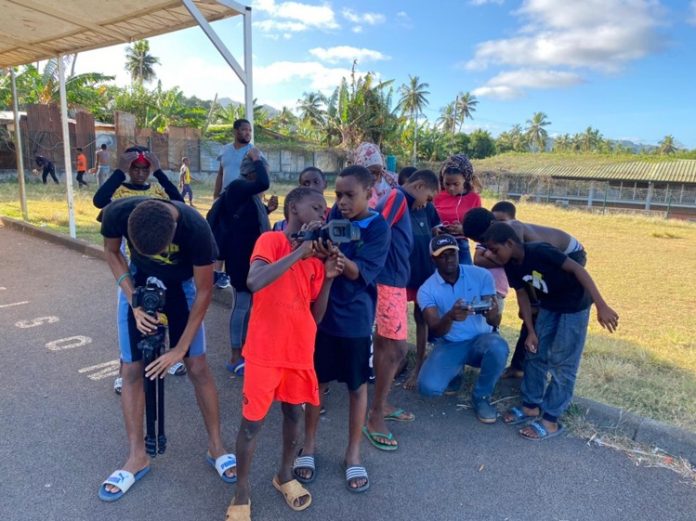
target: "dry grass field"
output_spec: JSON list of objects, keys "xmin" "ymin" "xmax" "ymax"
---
[{"xmin": 2, "ymin": 179, "xmax": 695, "ymax": 431}]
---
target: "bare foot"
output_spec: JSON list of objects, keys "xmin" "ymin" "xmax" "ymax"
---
[{"xmin": 403, "ymin": 371, "xmax": 418, "ymax": 391}]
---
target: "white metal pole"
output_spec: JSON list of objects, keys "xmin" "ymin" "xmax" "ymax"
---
[
  {"xmin": 243, "ymin": 5, "xmax": 254, "ymax": 138},
  {"xmin": 10, "ymin": 67, "xmax": 28, "ymax": 220},
  {"xmin": 57, "ymin": 55, "xmax": 77, "ymax": 238}
]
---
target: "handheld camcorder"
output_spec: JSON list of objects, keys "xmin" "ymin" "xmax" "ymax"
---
[{"xmin": 294, "ymin": 219, "xmax": 361, "ymax": 246}]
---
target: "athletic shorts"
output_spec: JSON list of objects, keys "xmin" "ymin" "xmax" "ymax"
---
[
  {"xmin": 117, "ymin": 276, "xmax": 206, "ymax": 363},
  {"xmin": 314, "ymin": 330, "xmax": 371, "ymax": 391},
  {"xmin": 375, "ymin": 284, "xmax": 408, "ymax": 341},
  {"xmin": 241, "ymin": 362, "xmax": 319, "ymax": 422}
]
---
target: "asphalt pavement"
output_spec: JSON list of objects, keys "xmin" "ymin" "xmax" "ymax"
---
[{"xmin": 1, "ymin": 224, "xmax": 694, "ymax": 521}]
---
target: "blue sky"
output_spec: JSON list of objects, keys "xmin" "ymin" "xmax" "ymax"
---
[{"xmin": 75, "ymin": 0, "xmax": 696, "ymax": 148}]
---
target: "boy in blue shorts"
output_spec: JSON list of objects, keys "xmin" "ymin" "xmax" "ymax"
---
[
  {"xmin": 294, "ymin": 165, "xmax": 390, "ymax": 493},
  {"xmin": 482, "ymin": 223, "xmax": 618, "ymax": 441}
]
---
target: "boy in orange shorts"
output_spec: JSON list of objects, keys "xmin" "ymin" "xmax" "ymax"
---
[{"xmin": 225, "ymin": 187, "xmax": 344, "ymax": 521}]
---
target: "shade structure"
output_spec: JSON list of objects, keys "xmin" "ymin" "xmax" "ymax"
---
[
  {"xmin": 0, "ymin": 0, "xmax": 253, "ymax": 238},
  {"xmin": 0, "ymin": 0, "xmax": 244, "ymax": 67}
]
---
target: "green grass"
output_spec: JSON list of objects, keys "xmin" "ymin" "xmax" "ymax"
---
[{"xmin": 2, "ymin": 179, "xmax": 696, "ymax": 431}]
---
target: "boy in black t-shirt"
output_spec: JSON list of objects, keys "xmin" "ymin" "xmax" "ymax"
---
[
  {"xmin": 482, "ymin": 223, "xmax": 618, "ymax": 441},
  {"xmin": 98, "ymin": 198, "xmax": 237, "ymax": 502}
]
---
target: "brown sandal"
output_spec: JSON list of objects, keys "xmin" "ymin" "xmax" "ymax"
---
[
  {"xmin": 272, "ymin": 476, "xmax": 312, "ymax": 511},
  {"xmin": 225, "ymin": 501, "xmax": 250, "ymax": 521}
]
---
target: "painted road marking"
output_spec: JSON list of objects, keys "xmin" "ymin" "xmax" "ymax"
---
[
  {"xmin": 78, "ymin": 360, "xmax": 120, "ymax": 381},
  {"xmin": 46, "ymin": 336, "xmax": 92, "ymax": 351},
  {"xmin": 0, "ymin": 301, "xmax": 29, "ymax": 309},
  {"xmin": 15, "ymin": 316, "xmax": 60, "ymax": 328}
]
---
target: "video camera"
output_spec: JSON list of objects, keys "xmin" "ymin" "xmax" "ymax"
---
[
  {"xmin": 132, "ymin": 277, "xmax": 166, "ymax": 316},
  {"xmin": 294, "ymin": 219, "xmax": 361, "ymax": 245}
]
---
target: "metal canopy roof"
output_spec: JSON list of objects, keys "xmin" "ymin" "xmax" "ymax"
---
[{"xmin": 0, "ymin": 0, "xmax": 243, "ymax": 68}]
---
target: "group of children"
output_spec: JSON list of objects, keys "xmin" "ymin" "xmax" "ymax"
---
[
  {"xmin": 95, "ymin": 142, "xmax": 619, "ymax": 521},
  {"xmin": 215, "ymin": 142, "xmax": 618, "ymax": 521}
]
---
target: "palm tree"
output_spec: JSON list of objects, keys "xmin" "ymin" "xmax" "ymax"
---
[
  {"xmin": 125, "ymin": 40, "xmax": 160, "ymax": 84},
  {"xmin": 659, "ymin": 135, "xmax": 677, "ymax": 155},
  {"xmin": 397, "ymin": 75, "xmax": 430, "ymax": 163},
  {"xmin": 297, "ymin": 92, "xmax": 326, "ymax": 128},
  {"xmin": 525, "ymin": 112, "xmax": 551, "ymax": 152},
  {"xmin": 437, "ymin": 102, "xmax": 457, "ymax": 134},
  {"xmin": 455, "ymin": 91, "xmax": 478, "ymax": 132}
]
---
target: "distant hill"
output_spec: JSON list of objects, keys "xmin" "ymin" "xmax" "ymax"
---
[{"xmin": 218, "ymin": 97, "xmax": 280, "ymax": 117}]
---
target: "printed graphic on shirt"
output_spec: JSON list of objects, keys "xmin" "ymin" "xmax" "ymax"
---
[
  {"xmin": 149, "ymin": 243, "xmax": 181, "ymax": 266},
  {"xmin": 523, "ymin": 270, "xmax": 548, "ymax": 294}
]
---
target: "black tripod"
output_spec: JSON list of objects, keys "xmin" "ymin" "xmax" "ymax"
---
[{"xmin": 139, "ymin": 325, "xmax": 167, "ymax": 457}]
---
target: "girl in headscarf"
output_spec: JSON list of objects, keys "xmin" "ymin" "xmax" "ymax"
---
[
  {"xmin": 433, "ymin": 154, "xmax": 482, "ymax": 265},
  {"xmin": 353, "ymin": 142, "xmax": 398, "ymax": 208}
]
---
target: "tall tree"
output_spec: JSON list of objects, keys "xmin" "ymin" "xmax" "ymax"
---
[
  {"xmin": 437, "ymin": 102, "xmax": 457, "ymax": 134},
  {"xmin": 297, "ymin": 91, "xmax": 326, "ymax": 128},
  {"xmin": 525, "ymin": 112, "xmax": 551, "ymax": 152},
  {"xmin": 659, "ymin": 135, "xmax": 677, "ymax": 155},
  {"xmin": 397, "ymin": 75, "xmax": 430, "ymax": 163},
  {"xmin": 125, "ymin": 40, "xmax": 160, "ymax": 84},
  {"xmin": 455, "ymin": 91, "xmax": 478, "ymax": 132}
]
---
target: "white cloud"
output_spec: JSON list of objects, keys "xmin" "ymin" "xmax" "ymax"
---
[
  {"xmin": 252, "ymin": 0, "xmax": 339, "ymax": 36},
  {"xmin": 689, "ymin": 1, "xmax": 696, "ymax": 25},
  {"xmin": 341, "ymin": 8, "xmax": 386, "ymax": 25},
  {"xmin": 396, "ymin": 11, "xmax": 413, "ymax": 29},
  {"xmin": 254, "ymin": 20, "xmax": 308, "ymax": 33},
  {"xmin": 467, "ymin": 0, "xmax": 665, "ymax": 99},
  {"xmin": 466, "ymin": 0, "xmax": 665, "ymax": 72},
  {"xmin": 308, "ymin": 46, "xmax": 389, "ymax": 64},
  {"xmin": 254, "ymin": 61, "xmax": 367, "ymax": 92},
  {"xmin": 473, "ymin": 69, "xmax": 584, "ymax": 99},
  {"xmin": 352, "ymin": 26, "xmax": 363, "ymax": 33}
]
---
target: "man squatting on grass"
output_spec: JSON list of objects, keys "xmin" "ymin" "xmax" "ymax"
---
[
  {"xmin": 225, "ymin": 187, "xmax": 344, "ymax": 520},
  {"xmin": 482, "ymin": 222, "xmax": 619, "ymax": 440},
  {"xmin": 98, "ymin": 198, "xmax": 236, "ymax": 502}
]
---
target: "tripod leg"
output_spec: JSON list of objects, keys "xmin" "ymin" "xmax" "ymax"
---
[
  {"xmin": 157, "ymin": 374, "xmax": 166, "ymax": 454},
  {"xmin": 144, "ymin": 353, "xmax": 157, "ymax": 457}
]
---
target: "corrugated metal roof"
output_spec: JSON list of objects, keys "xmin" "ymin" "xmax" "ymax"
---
[
  {"xmin": 0, "ymin": 1, "xmax": 243, "ymax": 68},
  {"xmin": 500, "ymin": 160, "xmax": 696, "ymax": 184}
]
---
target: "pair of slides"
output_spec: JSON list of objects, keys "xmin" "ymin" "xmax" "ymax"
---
[
  {"xmin": 292, "ymin": 451, "xmax": 370, "ymax": 494},
  {"xmin": 98, "ymin": 453, "xmax": 237, "ymax": 502},
  {"xmin": 225, "ymin": 476, "xmax": 313, "ymax": 521},
  {"xmin": 503, "ymin": 406, "xmax": 566, "ymax": 441}
]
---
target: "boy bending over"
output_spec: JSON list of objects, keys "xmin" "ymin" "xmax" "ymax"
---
[{"xmin": 482, "ymin": 223, "xmax": 618, "ymax": 441}]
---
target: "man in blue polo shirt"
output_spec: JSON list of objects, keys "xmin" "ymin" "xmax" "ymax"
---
[{"xmin": 417, "ymin": 234, "xmax": 509, "ymax": 423}]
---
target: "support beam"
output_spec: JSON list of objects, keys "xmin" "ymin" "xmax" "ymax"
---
[
  {"xmin": 58, "ymin": 55, "xmax": 77, "ymax": 238},
  {"xmin": 243, "ymin": 5, "xmax": 254, "ymax": 134},
  {"xmin": 10, "ymin": 67, "xmax": 28, "ymax": 220},
  {"xmin": 182, "ymin": 0, "xmax": 246, "ymax": 82},
  {"xmin": 645, "ymin": 182, "xmax": 654, "ymax": 211}
]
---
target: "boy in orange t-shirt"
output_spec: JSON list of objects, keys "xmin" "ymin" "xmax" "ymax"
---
[
  {"xmin": 75, "ymin": 147, "xmax": 89, "ymax": 187},
  {"xmin": 225, "ymin": 187, "xmax": 344, "ymax": 520}
]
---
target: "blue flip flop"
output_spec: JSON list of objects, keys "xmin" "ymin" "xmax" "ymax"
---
[
  {"xmin": 519, "ymin": 419, "xmax": 566, "ymax": 441},
  {"xmin": 207, "ymin": 453, "xmax": 237, "ymax": 483},
  {"xmin": 226, "ymin": 360, "xmax": 245, "ymax": 376},
  {"xmin": 503, "ymin": 406, "xmax": 538, "ymax": 425},
  {"xmin": 99, "ymin": 467, "xmax": 150, "ymax": 502}
]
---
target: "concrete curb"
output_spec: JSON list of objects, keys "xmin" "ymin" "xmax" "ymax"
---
[
  {"xmin": 572, "ymin": 396, "xmax": 696, "ymax": 463},
  {"xmin": 2, "ymin": 214, "xmax": 695, "ymax": 464}
]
